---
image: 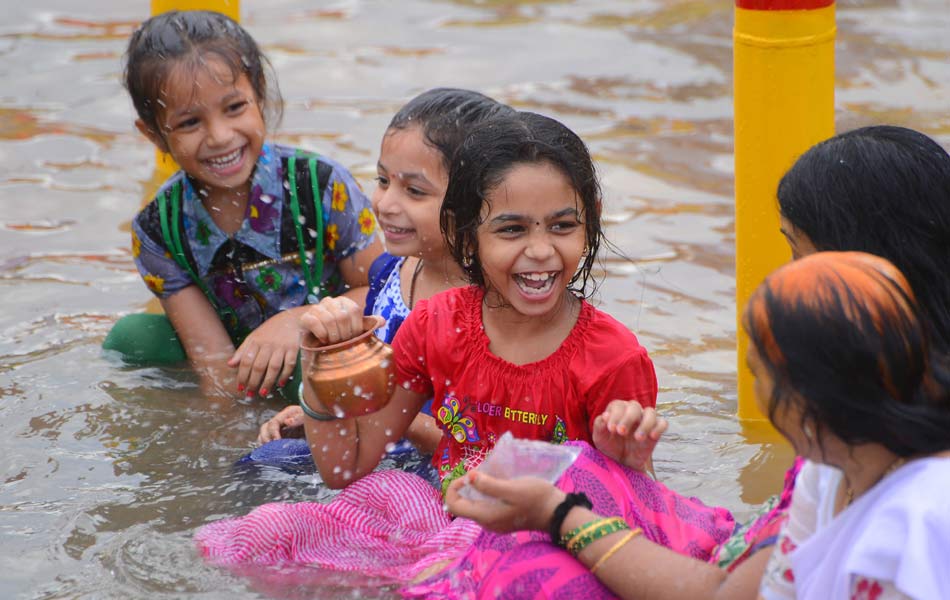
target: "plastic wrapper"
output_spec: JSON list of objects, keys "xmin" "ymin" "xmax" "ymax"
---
[{"xmin": 459, "ymin": 432, "xmax": 581, "ymax": 501}]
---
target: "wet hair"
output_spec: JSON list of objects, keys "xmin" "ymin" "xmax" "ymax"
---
[
  {"xmin": 744, "ymin": 251, "xmax": 950, "ymax": 457},
  {"xmin": 777, "ymin": 126, "xmax": 950, "ymax": 357},
  {"xmin": 440, "ymin": 111, "xmax": 603, "ymax": 296},
  {"xmin": 386, "ymin": 88, "xmax": 515, "ymax": 172},
  {"xmin": 123, "ymin": 10, "xmax": 281, "ymax": 142}
]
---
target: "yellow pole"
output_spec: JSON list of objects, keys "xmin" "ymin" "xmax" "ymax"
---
[
  {"xmin": 734, "ymin": 0, "xmax": 835, "ymax": 421},
  {"xmin": 149, "ymin": 0, "xmax": 241, "ymax": 179}
]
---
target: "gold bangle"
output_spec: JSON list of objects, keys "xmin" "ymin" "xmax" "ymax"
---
[
  {"xmin": 590, "ymin": 528, "xmax": 642, "ymax": 575},
  {"xmin": 563, "ymin": 519, "xmax": 610, "ymax": 549}
]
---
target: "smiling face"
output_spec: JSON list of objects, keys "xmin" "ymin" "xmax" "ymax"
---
[
  {"xmin": 476, "ymin": 161, "xmax": 586, "ymax": 318},
  {"xmin": 371, "ymin": 126, "xmax": 449, "ymax": 260},
  {"xmin": 137, "ymin": 57, "xmax": 265, "ymax": 201}
]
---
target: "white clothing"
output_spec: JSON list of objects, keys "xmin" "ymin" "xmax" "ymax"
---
[{"xmin": 761, "ymin": 457, "xmax": 950, "ymax": 599}]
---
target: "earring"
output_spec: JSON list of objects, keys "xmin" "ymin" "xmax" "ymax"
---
[
  {"xmin": 803, "ymin": 424, "xmax": 814, "ymax": 440},
  {"xmin": 461, "ymin": 255, "xmax": 473, "ymax": 268}
]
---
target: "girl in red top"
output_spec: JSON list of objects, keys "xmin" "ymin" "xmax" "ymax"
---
[
  {"xmin": 300, "ymin": 111, "xmax": 661, "ymax": 491},
  {"xmin": 195, "ymin": 112, "xmax": 667, "ymax": 582}
]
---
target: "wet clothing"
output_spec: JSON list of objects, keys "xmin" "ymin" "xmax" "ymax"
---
[
  {"xmin": 405, "ymin": 442, "xmax": 739, "ymax": 599},
  {"xmin": 364, "ymin": 253, "xmax": 410, "ymax": 346},
  {"xmin": 363, "ymin": 252, "xmax": 432, "ymax": 416},
  {"xmin": 194, "ymin": 285, "xmax": 663, "ymax": 589},
  {"xmin": 393, "ymin": 286, "xmax": 658, "ymax": 489},
  {"xmin": 131, "ymin": 143, "xmax": 377, "ymax": 343},
  {"xmin": 761, "ymin": 457, "xmax": 950, "ymax": 600},
  {"xmin": 195, "ymin": 442, "xmax": 739, "ymax": 598}
]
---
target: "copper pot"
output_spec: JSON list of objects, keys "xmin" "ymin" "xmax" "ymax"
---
[{"xmin": 300, "ymin": 315, "xmax": 395, "ymax": 418}]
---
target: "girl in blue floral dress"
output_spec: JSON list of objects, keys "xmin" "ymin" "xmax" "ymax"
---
[{"xmin": 105, "ymin": 10, "xmax": 383, "ymax": 401}]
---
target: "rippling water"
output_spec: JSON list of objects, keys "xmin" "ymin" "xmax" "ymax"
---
[{"xmin": 2, "ymin": 1, "xmax": 949, "ymax": 597}]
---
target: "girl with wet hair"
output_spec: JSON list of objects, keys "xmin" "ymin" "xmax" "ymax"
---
[
  {"xmin": 296, "ymin": 110, "xmax": 658, "ymax": 490},
  {"xmin": 444, "ymin": 251, "xmax": 950, "ymax": 599},
  {"xmin": 196, "ymin": 112, "xmax": 677, "ymax": 581},
  {"xmin": 256, "ymin": 88, "xmax": 514, "ymax": 455},
  {"xmin": 105, "ymin": 10, "xmax": 383, "ymax": 401}
]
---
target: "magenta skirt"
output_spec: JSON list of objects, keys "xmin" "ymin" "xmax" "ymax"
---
[
  {"xmin": 403, "ymin": 442, "xmax": 736, "ymax": 598},
  {"xmin": 196, "ymin": 443, "xmax": 738, "ymax": 598}
]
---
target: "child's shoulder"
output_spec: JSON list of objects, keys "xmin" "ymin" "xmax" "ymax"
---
[
  {"xmin": 420, "ymin": 285, "xmax": 480, "ymax": 312},
  {"xmin": 406, "ymin": 286, "xmax": 480, "ymax": 332},
  {"xmin": 580, "ymin": 301, "xmax": 646, "ymax": 348},
  {"xmin": 134, "ymin": 170, "xmax": 190, "ymax": 239},
  {"xmin": 269, "ymin": 144, "xmax": 353, "ymax": 177},
  {"xmin": 570, "ymin": 300, "xmax": 652, "ymax": 373},
  {"xmin": 368, "ymin": 252, "xmax": 405, "ymax": 283}
]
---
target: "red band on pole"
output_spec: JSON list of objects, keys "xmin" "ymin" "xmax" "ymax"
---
[{"xmin": 736, "ymin": 0, "xmax": 833, "ymax": 9}]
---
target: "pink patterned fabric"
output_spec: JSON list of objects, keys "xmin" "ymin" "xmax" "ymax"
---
[
  {"xmin": 196, "ymin": 443, "xmax": 735, "ymax": 597},
  {"xmin": 404, "ymin": 442, "xmax": 737, "ymax": 599},
  {"xmin": 195, "ymin": 469, "xmax": 480, "ymax": 582}
]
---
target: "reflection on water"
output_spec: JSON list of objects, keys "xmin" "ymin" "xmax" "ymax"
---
[{"xmin": 2, "ymin": 0, "xmax": 949, "ymax": 596}]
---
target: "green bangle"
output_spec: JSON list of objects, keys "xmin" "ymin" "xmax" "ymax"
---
[
  {"xmin": 298, "ymin": 382, "xmax": 339, "ymax": 421},
  {"xmin": 565, "ymin": 517, "xmax": 630, "ymax": 557}
]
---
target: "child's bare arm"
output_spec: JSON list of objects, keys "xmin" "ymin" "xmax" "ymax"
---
[
  {"xmin": 161, "ymin": 287, "xmax": 238, "ymax": 400},
  {"xmin": 303, "ymin": 385, "xmax": 426, "ymax": 487}
]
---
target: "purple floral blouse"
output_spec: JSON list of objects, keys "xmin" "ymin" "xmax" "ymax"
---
[{"xmin": 131, "ymin": 143, "xmax": 377, "ymax": 342}]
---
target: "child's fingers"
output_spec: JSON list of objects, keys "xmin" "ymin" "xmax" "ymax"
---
[
  {"xmin": 276, "ymin": 405, "xmax": 304, "ymax": 426},
  {"xmin": 341, "ymin": 298, "xmax": 364, "ymax": 337},
  {"xmin": 592, "ymin": 414, "xmax": 608, "ymax": 438},
  {"xmin": 278, "ymin": 348, "xmax": 297, "ymax": 389},
  {"xmin": 227, "ymin": 343, "xmax": 245, "ymax": 367},
  {"xmin": 234, "ymin": 344, "xmax": 258, "ymax": 392},
  {"xmin": 300, "ymin": 311, "xmax": 332, "ymax": 344},
  {"xmin": 257, "ymin": 418, "xmax": 281, "ymax": 444},
  {"xmin": 605, "ymin": 400, "xmax": 642, "ymax": 435},
  {"xmin": 317, "ymin": 303, "xmax": 344, "ymax": 343},
  {"xmin": 324, "ymin": 297, "xmax": 363, "ymax": 341},
  {"xmin": 650, "ymin": 416, "xmax": 669, "ymax": 439},
  {"xmin": 258, "ymin": 350, "xmax": 286, "ymax": 397},
  {"xmin": 630, "ymin": 407, "xmax": 656, "ymax": 440},
  {"xmin": 246, "ymin": 348, "xmax": 273, "ymax": 395}
]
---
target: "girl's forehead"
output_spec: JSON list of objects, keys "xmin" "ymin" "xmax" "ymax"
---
[
  {"xmin": 482, "ymin": 163, "xmax": 580, "ymax": 216},
  {"xmin": 159, "ymin": 57, "xmax": 244, "ymax": 110}
]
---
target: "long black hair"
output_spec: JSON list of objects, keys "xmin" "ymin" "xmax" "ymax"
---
[
  {"xmin": 440, "ymin": 111, "xmax": 603, "ymax": 297},
  {"xmin": 386, "ymin": 88, "xmax": 514, "ymax": 171},
  {"xmin": 745, "ymin": 251, "xmax": 950, "ymax": 457},
  {"xmin": 123, "ymin": 10, "xmax": 281, "ymax": 143},
  {"xmin": 778, "ymin": 126, "xmax": 950, "ymax": 357}
]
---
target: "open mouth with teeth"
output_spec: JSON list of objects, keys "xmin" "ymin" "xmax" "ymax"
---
[
  {"xmin": 380, "ymin": 223, "xmax": 416, "ymax": 242},
  {"xmin": 203, "ymin": 146, "xmax": 245, "ymax": 174},
  {"xmin": 514, "ymin": 271, "xmax": 559, "ymax": 296}
]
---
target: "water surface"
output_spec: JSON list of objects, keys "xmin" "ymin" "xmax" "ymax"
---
[{"xmin": 2, "ymin": 0, "xmax": 949, "ymax": 597}]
